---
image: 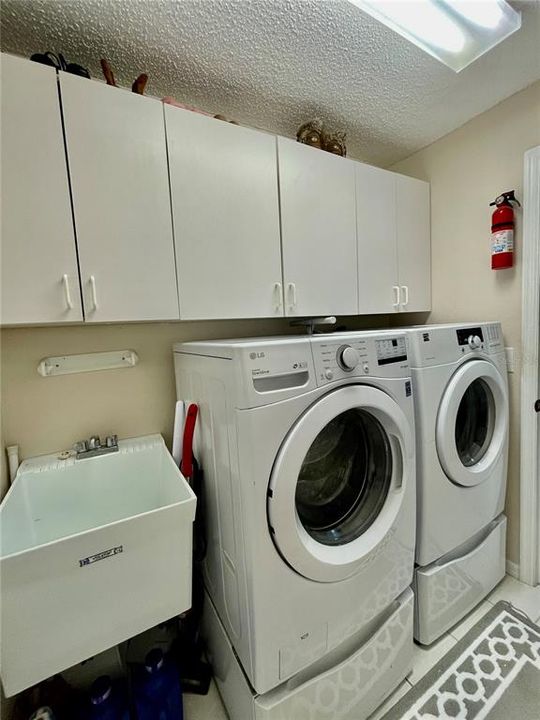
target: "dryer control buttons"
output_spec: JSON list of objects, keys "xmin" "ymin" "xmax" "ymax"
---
[
  {"xmin": 337, "ymin": 345, "xmax": 360, "ymax": 371},
  {"xmin": 457, "ymin": 327, "xmax": 483, "ymax": 346},
  {"xmin": 468, "ymin": 334, "xmax": 482, "ymax": 349},
  {"xmin": 324, "ymin": 369, "xmax": 334, "ymax": 380}
]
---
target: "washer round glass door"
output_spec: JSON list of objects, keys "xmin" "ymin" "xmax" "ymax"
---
[
  {"xmin": 436, "ymin": 360, "xmax": 508, "ymax": 488},
  {"xmin": 267, "ymin": 385, "xmax": 413, "ymax": 583}
]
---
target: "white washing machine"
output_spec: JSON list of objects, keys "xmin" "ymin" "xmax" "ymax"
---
[
  {"xmin": 174, "ymin": 332, "xmax": 416, "ymax": 720},
  {"xmin": 405, "ymin": 322, "xmax": 509, "ymax": 645}
]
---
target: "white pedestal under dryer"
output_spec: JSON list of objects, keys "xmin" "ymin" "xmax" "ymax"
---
[
  {"xmin": 404, "ymin": 322, "xmax": 509, "ymax": 645},
  {"xmin": 174, "ymin": 331, "xmax": 417, "ymax": 720}
]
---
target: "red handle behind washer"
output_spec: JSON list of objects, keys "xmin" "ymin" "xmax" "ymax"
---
[{"xmin": 180, "ymin": 403, "xmax": 198, "ymax": 479}]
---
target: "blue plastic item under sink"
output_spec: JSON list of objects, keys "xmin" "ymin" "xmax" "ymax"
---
[
  {"xmin": 86, "ymin": 676, "xmax": 130, "ymax": 720},
  {"xmin": 133, "ymin": 648, "xmax": 183, "ymax": 720}
]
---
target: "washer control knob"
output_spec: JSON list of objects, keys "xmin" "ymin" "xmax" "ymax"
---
[
  {"xmin": 337, "ymin": 345, "xmax": 360, "ymax": 371},
  {"xmin": 468, "ymin": 334, "xmax": 482, "ymax": 350},
  {"xmin": 324, "ymin": 369, "xmax": 334, "ymax": 380}
]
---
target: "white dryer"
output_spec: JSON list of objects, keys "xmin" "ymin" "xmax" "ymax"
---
[
  {"xmin": 405, "ymin": 322, "xmax": 509, "ymax": 645},
  {"xmin": 174, "ymin": 332, "xmax": 416, "ymax": 720}
]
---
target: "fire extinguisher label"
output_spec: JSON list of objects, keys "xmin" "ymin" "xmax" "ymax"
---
[{"xmin": 492, "ymin": 229, "xmax": 513, "ymax": 254}]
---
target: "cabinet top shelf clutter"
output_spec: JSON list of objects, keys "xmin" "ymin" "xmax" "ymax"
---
[{"xmin": 0, "ymin": 52, "xmax": 431, "ymax": 327}]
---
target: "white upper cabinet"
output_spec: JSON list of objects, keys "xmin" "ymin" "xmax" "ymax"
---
[
  {"xmin": 356, "ymin": 163, "xmax": 399, "ymax": 314},
  {"xmin": 1, "ymin": 54, "xmax": 82, "ymax": 325},
  {"xmin": 60, "ymin": 73, "xmax": 179, "ymax": 323},
  {"xmin": 396, "ymin": 174, "xmax": 431, "ymax": 312},
  {"xmin": 277, "ymin": 138, "xmax": 358, "ymax": 317},
  {"xmin": 1, "ymin": 55, "xmax": 431, "ymax": 326},
  {"xmin": 356, "ymin": 164, "xmax": 431, "ymax": 314},
  {"xmin": 165, "ymin": 107, "xmax": 283, "ymax": 320}
]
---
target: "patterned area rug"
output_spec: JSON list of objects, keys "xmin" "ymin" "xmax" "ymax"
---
[{"xmin": 385, "ymin": 601, "xmax": 540, "ymax": 719}]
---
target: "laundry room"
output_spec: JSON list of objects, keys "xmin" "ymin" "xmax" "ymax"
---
[{"xmin": 1, "ymin": 1, "xmax": 539, "ymax": 719}]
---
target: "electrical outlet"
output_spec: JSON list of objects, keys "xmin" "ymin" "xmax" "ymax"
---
[{"xmin": 505, "ymin": 347, "xmax": 515, "ymax": 373}]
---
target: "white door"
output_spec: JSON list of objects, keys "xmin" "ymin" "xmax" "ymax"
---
[
  {"xmin": 396, "ymin": 174, "xmax": 431, "ymax": 312},
  {"xmin": 437, "ymin": 360, "xmax": 508, "ymax": 487},
  {"xmin": 60, "ymin": 73, "xmax": 179, "ymax": 323},
  {"xmin": 165, "ymin": 108, "xmax": 283, "ymax": 320},
  {"xmin": 267, "ymin": 385, "xmax": 412, "ymax": 582},
  {"xmin": 1, "ymin": 54, "xmax": 82, "ymax": 325},
  {"xmin": 356, "ymin": 163, "xmax": 399, "ymax": 314},
  {"xmin": 278, "ymin": 139, "xmax": 358, "ymax": 317}
]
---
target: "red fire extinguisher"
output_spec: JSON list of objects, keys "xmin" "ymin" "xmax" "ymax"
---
[{"xmin": 489, "ymin": 190, "xmax": 520, "ymax": 270}]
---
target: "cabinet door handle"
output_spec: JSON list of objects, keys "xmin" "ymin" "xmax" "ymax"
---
[
  {"xmin": 392, "ymin": 285, "xmax": 400, "ymax": 309},
  {"xmin": 401, "ymin": 285, "xmax": 409, "ymax": 308},
  {"xmin": 89, "ymin": 275, "xmax": 98, "ymax": 311},
  {"xmin": 273, "ymin": 282, "xmax": 283, "ymax": 312},
  {"xmin": 62, "ymin": 274, "xmax": 74, "ymax": 310},
  {"xmin": 287, "ymin": 282, "xmax": 297, "ymax": 310}
]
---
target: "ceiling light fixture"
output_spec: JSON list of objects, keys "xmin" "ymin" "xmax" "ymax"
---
[{"xmin": 349, "ymin": 0, "xmax": 522, "ymax": 72}]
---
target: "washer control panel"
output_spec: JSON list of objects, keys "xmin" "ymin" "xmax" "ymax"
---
[
  {"xmin": 311, "ymin": 333, "xmax": 409, "ymax": 385},
  {"xmin": 375, "ymin": 337, "xmax": 408, "ymax": 366}
]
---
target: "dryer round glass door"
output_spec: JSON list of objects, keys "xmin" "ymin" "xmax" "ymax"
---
[
  {"xmin": 436, "ymin": 360, "xmax": 508, "ymax": 488},
  {"xmin": 267, "ymin": 385, "xmax": 413, "ymax": 583},
  {"xmin": 455, "ymin": 378, "xmax": 495, "ymax": 466}
]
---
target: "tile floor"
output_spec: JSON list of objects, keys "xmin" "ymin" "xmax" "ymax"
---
[{"xmin": 183, "ymin": 575, "xmax": 540, "ymax": 720}]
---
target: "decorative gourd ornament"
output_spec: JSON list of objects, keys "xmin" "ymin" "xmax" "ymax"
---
[
  {"xmin": 324, "ymin": 131, "xmax": 347, "ymax": 157},
  {"xmin": 296, "ymin": 120, "xmax": 324, "ymax": 149},
  {"xmin": 296, "ymin": 120, "xmax": 347, "ymax": 156}
]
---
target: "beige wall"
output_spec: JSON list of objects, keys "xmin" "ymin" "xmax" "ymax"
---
[
  {"xmin": 391, "ymin": 80, "xmax": 540, "ymax": 565},
  {"xmin": 0, "ymin": 315, "xmax": 386, "ymax": 498},
  {"xmin": 0, "ymin": 319, "xmax": 285, "ymax": 497}
]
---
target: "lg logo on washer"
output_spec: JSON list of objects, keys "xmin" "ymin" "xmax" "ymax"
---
[{"xmin": 250, "ymin": 351, "xmax": 265, "ymax": 360}]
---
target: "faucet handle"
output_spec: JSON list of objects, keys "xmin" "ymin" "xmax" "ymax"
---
[
  {"xmin": 74, "ymin": 440, "xmax": 88, "ymax": 454},
  {"xmin": 105, "ymin": 434, "xmax": 118, "ymax": 448},
  {"xmin": 88, "ymin": 435, "xmax": 101, "ymax": 450}
]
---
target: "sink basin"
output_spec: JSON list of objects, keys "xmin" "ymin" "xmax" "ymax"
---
[{"xmin": 0, "ymin": 434, "xmax": 196, "ymax": 697}]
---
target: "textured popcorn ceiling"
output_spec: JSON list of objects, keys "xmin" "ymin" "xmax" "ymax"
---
[{"xmin": 1, "ymin": 0, "xmax": 539, "ymax": 166}]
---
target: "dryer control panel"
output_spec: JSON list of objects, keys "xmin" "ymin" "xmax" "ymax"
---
[
  {"xmin": 406, "ymin": 322, "xmax": 504, "ymax": 368},
  {"xmin": 311, "ymin": 332, "xmax": 409, "ymax": 385}
]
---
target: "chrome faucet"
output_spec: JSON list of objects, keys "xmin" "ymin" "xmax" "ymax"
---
[{"xmin": 74, "ymin": 434, "xmax": 119, "ymax": 460}]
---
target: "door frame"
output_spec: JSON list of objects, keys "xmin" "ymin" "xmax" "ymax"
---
[{"xmin": 519, "ymin": 146, "xmax": 540, "ymax": 586}]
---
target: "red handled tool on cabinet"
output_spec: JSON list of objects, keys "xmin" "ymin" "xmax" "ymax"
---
[
  {"xmin": 176, "ymin": 402, "xmax": 211, "ymax": 694},
  {"xmin": 180, "ymin": 403, "xmax": 198, "ymax": 484},
  {"xmin": 180, "ymin": 403, "xmax": 206, "ymax": 562}
]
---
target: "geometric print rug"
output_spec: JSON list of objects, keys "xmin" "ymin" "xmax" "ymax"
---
[{"xmin": 385, "ymin": 601, "xmax": 540, "ymax": 719}]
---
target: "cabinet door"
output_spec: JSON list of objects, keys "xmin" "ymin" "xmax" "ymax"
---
[
  {"xmin": 396, "ymin": 175, "xmax": 431, "ymax": 312},
  {"xmin": 278, "ymin": 139, "xmax": 357, "ymax": 316},
  {"xmin": 1, "ymin": 54, "xmax": 82, "ymax": 325},
  {"xmin": 60, "ymin": 73, "xmax": 179, "ymax": 322},
  {"xmin": 356, "ymin": 163, "xmax": 399, "ymax": 314},
  {"xmin": 165, "ymin": 107, "xmax": 283, "ymax": 320}
]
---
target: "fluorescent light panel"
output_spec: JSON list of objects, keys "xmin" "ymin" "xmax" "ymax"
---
[{"xmin": 350, "ymin": 0, "xmax": 522, "ymax": 72}]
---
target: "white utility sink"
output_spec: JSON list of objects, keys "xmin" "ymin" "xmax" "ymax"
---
[{"xmin": 0, "ymin": 434, "xmax": 196, "ymax": 697}]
